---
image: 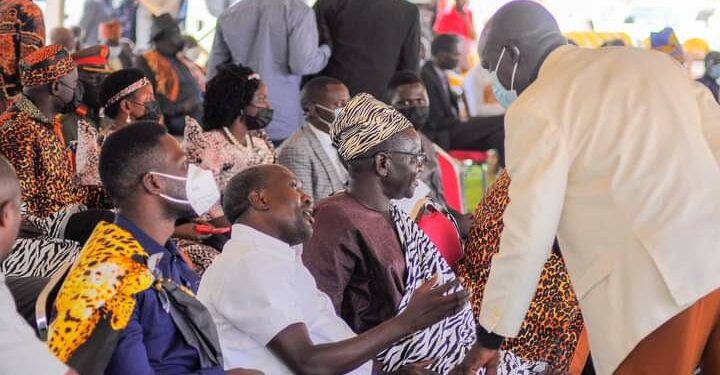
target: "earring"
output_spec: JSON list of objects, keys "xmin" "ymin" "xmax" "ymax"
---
[{"xmin": 126, "ymin": 115, "xmax": 132, "ymax": 124}]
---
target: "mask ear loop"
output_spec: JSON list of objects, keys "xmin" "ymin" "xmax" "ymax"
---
[
  {"xmin": 494, "ymin": 47, "xmax": 507, "ymax": 73},
  {"xmin": 510, "ymin": 58, "xmax": 519, "ymax": 92}
]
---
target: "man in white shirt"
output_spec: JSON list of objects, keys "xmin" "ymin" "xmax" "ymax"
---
[
  {"xmin": 278, "ymin": 77, "xmax": 350, "ymax": 201},
  {"xmin": 0, "ymin": 155, "xmax": 75, "ymax": 375},
  {"xmin": 198, "ymin": 164, "xmax": 469, "ymax": 374}
]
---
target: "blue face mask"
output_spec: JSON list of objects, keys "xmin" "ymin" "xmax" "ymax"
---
[
  {"xmin": 709, "ymin": 64, "xmax": 720, "ymax": 80},
  {"xmin": 490, "ymin": 46, "xmax": 519, "ymax": 108}
]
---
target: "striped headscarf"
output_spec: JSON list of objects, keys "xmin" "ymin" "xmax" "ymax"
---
[{"xmin": 331, "ymin": 93, "xmax": 413, "ymax": 161}]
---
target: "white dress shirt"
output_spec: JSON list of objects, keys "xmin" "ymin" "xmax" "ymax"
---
[
  {"xmin": 198, "ymin": 224, "xmax": 372, "ymax": 374},
  {"xmin": 0, "ymin": 273, "xmax": 68, "ymax": 375},
  {"xmin": 307, "ymin": 123, "xmax": 349, "ymax": 182}
]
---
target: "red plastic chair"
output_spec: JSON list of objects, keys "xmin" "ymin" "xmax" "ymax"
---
[
  {"xmin": 415, "ymin": 199, "xmax": 464, "ymax": 270},
  {"xmin": 434, "ymin": 145, "xmax": 465, "ymax": 213}
]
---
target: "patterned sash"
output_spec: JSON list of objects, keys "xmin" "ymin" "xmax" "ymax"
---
[
  {"xmin": 377, "ymin": 204, "xmax": 477, "ymax": 373},
  {"xmin": 378, "ymin": 205, "xmax": 548, "ymax": 374}
]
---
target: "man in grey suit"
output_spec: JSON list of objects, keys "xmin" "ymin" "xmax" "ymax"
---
[{"xmin": 278, "ymin": 77, "xmax": 350, "ymax": 201}]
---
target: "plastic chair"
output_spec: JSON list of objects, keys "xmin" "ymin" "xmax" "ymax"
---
[
  {"xmin": 415, "ymin": 199, "xmax": 464, "ymax": 270},
  {"xmin": 435, "ymin": 145, "xmax": 465, "ymax": 213}
]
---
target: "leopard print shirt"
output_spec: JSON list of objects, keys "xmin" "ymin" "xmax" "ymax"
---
[
  {"xmin": 48, "ymin": 221, "xmax": 153, "ymax": 362},
  {"xmin": 456, "ymin": 171, "xmax": 585, "ymax": 371},
  {"xmin": 0, "ymin": 96, "xmax": 105, "ymax": 217}
]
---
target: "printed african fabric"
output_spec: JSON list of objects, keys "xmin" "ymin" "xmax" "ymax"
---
[
  {"xmin": 0, "ymin": 96, "xmax": 107, "ymax": 217},
  {"xmin": 1, "ymin": 204, "xmax": 86, "ymax": 278},
  {"xmin": 47, "ymin": 221, "xmax": 154, "ymax": 373},
  {"xmin": 455, "ymin": 171, "xmax": 586, "ymax": 372},
  {"xmin": 0, "ymin": 0, "xmax": 45, "ymax": 103},
  {"xmin": 379, "ymin": 204, "xmax": 547, "ymax": 374}
]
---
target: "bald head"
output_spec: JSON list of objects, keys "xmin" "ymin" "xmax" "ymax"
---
[
  {"xmin": 50, "ymin": 27, "xmax": 77, "ymax": 53},
  {"xmin": 480, "ymin": 1, "xmax": 566, "ymax": 94},
  {"xmin": 224, "ymin": 164, "xmax": 314, "ymax": 245},
  {"xmin": 0, "ymin": 155, "xmax": 20, "ymax": 202},
  {"xmin": 0, "ymin": 155, "xmax": 21, "ymax": 260}
]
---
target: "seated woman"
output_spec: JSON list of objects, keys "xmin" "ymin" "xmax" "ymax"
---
[
  {"xmin": 76, "ymin": 68, "xmax": 221, "ymax": 276},
  {"xmin": 76, "ymin": 68, "xmax": 161, "ymax": 186},
  {"xmin": 455, "ymin": 170, "xmax": 590, "ymax": 373},
  {"xmin": 181, "ymin": 63, "xmax": 275, "ymax": 273}
]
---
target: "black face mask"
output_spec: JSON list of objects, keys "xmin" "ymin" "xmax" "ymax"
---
[
  {"xmin": 137, "ymin": 100, "xmax": 162, "ymax": 121},
  {"xmin": 81, "ymin": 82, "xmax": 101, "ymax": 112},
  {"xmin": 398, "ymin": 106, "xmax": 430, "ymax": 130},
  {"xmin": 245, "ymin": 107, "xmax": 274, "ymax": 130},
  {"xmin": 57, "ymin": 82, "xmax": 83, "ymax": 115}
]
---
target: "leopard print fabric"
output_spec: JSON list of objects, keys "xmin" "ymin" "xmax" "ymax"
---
[
  {"xmin": 48, "ymin": 221, "xmax": 153, "ymax": 362},
  {"xmin": 0, "ymin": 96, "xmax": 107, "ymax": 217},
  {"xmin": 456, "ymin": 171, "xmax": 585, "ymax": 371},
  {"xmin": 75, "ymin": 118, "xmax": 103, "ymax": 186},
  {"xmin": 0, "ymin": 0, "xmax": 45, "ymax": 99}
]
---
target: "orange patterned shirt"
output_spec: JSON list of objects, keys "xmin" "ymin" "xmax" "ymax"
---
[
  {"xmin": 0, "ymin": 96, "xmax": 105, "ymax": 217},
  {"xmin": 0, "ymin": 0, "xmax": 45, "ymax": 100},
  {"xmin": 456, "ymin": 171, "xmax": 585, "ymax": 371}
]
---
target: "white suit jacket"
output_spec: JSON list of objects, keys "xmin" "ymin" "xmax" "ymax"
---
[{"xmin": 479, "ymin": 45, "xmax": 720, "ymax": 375}]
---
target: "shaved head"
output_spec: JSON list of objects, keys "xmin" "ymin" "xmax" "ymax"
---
[
  {"xmin": 50, "ymin": 27, "xmax": 77, "ymax": 53},
  {"xmin": 0, "ymin": 155, "xmax": 21, "ymax": 260},
  {"xmin": 480, "ymin": 0, "xmax": 566, "ymax": 94},
  {"xmin": 0, "ymin": 155, "xmax": 20, "ymax": 202}
]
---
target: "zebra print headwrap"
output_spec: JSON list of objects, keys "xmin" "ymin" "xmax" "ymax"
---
[{"xmin": 330, "ymin": 93, "xmax": 413, "ymax": 161}]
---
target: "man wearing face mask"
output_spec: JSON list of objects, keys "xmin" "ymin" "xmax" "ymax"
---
[
  {"xmin": 60, "ymin": 45, "xmax": 113, "ymax": 154},
  {"xmin": 278, "ymin": 76, "xmax": 350, "ymax": 202},
  {"xmin": 48, "ymin": 121, "xmax": 261, "ymax": 375},
  {"xmin": 135, "ymin": 13, "xmax": 205, "ymax": 136},
  {"xmin": 697, "ymin": 51, "xmax": 720, "ymax": 103},
  {"xmin": 387, "ymin": 70, "xmax": 474, "ymax": 238},
  {"xmin": 0, "ymin": 44, "xmax": 106, "ymax": 218},
  {"xmin": 420, "ymin": 34, "xmax": 505, "ymax": 159},
  {"xmin": 457, "ymin": 2, "xmax": 720, "ymax": 375}
]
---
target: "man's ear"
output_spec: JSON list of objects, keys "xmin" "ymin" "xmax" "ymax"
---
[
  {"xmin": 49, "ymin": 80, "xmax": 62, "ymax": 96},
  {"xmin": 374, "ymin": 152, "xmax": 390, "ymax": 178},
  {"xmin": 248, "ymin": 189, "xmax": 270, "ymax": 211},
  {"xmin": 306, "ymin": 105, "xmax": 319, "ymax": 119},
  {"xmin": 141, "ymin": 173, "xmax": 163, "ymax": 195},
  {"xmin": 0, "ymin": 200, "xmax": 10, "ymax": 229}
]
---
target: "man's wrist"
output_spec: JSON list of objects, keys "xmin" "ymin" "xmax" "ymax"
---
[{"xmin": 476, "ymin": 325, "xmax": 504, "ymax": 350}]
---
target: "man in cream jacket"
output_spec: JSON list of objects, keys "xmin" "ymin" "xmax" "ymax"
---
[{"xmin": 452, "ymin": 2, "xmax": 720, "ymax": 375}]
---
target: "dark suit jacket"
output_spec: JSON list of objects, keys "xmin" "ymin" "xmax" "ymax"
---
[
  {"xmin": 420, "ymin": 61, "xmax": 459, "ymax": 149},
  {"xmin": 314, "ymin": 0, "xmax": 421, "ymax": 99}
]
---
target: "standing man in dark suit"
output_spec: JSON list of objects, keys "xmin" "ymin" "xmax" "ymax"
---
[
  {"xmin": 314, "ymin": 0, "xmax": 421, "ymax": 99},
  {"xmin": 421, "ymin": 34, "xmax": 505, "ymax": 156}
]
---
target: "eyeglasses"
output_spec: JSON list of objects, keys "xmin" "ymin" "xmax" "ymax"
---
[{"xmin": 383, "ymin": 150, "xmax": 428, "ymax": 167}]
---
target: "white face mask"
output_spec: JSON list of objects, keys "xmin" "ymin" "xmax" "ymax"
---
[
  {"xmin": 315, "ymin": 104, "xmax": 342, "ymax": 127},
  {"xmin": 150, "ymin": 164, "xmax": 220, "ymax": 216}
]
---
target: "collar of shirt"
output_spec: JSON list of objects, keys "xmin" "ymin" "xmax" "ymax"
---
[
  {"xmin": 15, "ymin": 95, "xmax": 52, "ymax": 125},
  {"xmin": 113, "ymin": 214, "xmax": 199, "ymax": 290},
  {"xmin": 230, "ymin": 223, "xmax": 302, "ymax": 262},
  {"xmin": 307, "ymin": 121, "xmax": 348, "ymax": 178}
]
